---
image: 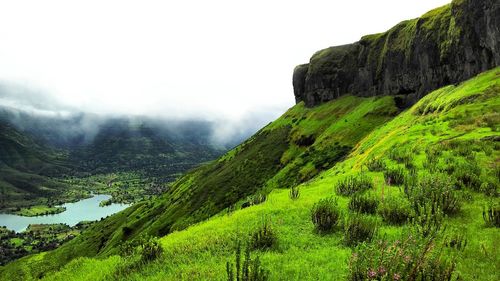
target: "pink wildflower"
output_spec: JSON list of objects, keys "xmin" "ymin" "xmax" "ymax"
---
[{"xmin": 367, "ymin": 269, "xmax": 377, "ymax": 279}]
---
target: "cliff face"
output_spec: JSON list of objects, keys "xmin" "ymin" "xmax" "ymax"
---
[{"xmin": 294, "ymin": 0, "xmax": 500, "ymax": 107}]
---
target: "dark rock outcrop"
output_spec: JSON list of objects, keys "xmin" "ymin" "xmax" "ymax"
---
[{"xmin": 294, "ymin": 0, "xmax": 500, "ymax": 107}]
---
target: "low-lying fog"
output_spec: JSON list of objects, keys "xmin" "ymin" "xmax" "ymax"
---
[{"xmin": 0, "ymin": 82, "xmax": 282, "ymax": 149}]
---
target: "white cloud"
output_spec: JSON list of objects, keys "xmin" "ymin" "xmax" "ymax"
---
[{"xmin": 0, "ymin": 0, "xmax": 451, "ymax": 121}]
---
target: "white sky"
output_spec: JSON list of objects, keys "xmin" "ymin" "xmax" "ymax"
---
[{"xmin": 0, "ymin": 0, "xmax": 451, "ymax": 121}]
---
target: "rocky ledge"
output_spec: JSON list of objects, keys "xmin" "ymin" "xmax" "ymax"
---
[{"xmin": 294, "ymin": 0, "xmax": 499, "ymax": 107}]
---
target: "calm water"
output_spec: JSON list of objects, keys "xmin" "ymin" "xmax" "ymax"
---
[{"xmin": 0, "ymin": 195, "xmax": 129, "ymax": 232}]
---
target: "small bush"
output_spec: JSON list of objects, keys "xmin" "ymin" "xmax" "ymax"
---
[
  {"xmin": 250, "ymin": 221, "xmax": 278, "ymax": 251},
  {"xmin": 483, "ymin": 202, "xmax": 500, "ymax": 227},
  {"xmin": 452, "ymin": 161, "xmax": 482, "ymax": 191},
  {"xmin": 289, "ymin": 186, "xmax": 300, "ymax": 200},
  {"xmin": 365, "ymin": 158, "xmax": 386, "ymax": 172},
  {"xmin": 227, "ymin": 204, "xmax": 236, "ymax": 215},
  {"xmin": 348, "ymin": 235, "xmax": 457, "ymax": 281},
  {"xmin": 140, "ymin": 237, "xmax": 163, "ymax": 262},
  {"xmin": 388, "ymin": 148, "xmax": 412, "ymax": 165},
  {"xmin": 248, "ymin": 193, "xmax": 267, "ymax": 206},
  {"xmin": 453, "ymin": 169, "xmax": 482, "ymax": 191},
  {"xmin": 412, "ymin": 203, "xmax": 446, "ymax": 238},
  {"xmin": 119, "ymin": 239, "xmax": 140, "ymax": 257},
  {"xmin": 119, "ymin": 236, "xmax": 164, "ymax": 261},
  {"xmin": 349, "ymin": 193, "xmax": 378, "ymax": 214},
  {"xmin": 424, "ymin": 147, "xmax": 441, "ymax": 172},
  {"xmin": 227, "ymin": 242, "xmax": 269, "ymax": 281},
  {"xmin": 444, "ymin": 232, "xmax": 468, "ymax": 251},
  {"xmin": 378, "ymin": 196, "xmax": 412, "ymax": 225},
  {"xmin": 405, "ymin": 173, "xmax": 461, "ymax": 216},
  {"xmin": 344, "ymin": 214, "xmax": 377, "ymax": 246},
  {"xmin": 480, "ymin": 181, "xmax": 499, "ymax": 197},
  {"xmin": 453, "ymin": 142, "xmax": 475, "ymax": 159},
  {"xmin": 383, "ymin": 167, "xmax": 406, "ymax": 186},
  {"xmin": 311, "ymin": 197, "xmax": 342, "ymax": 233},
  {"xmin": 336, "ymin": 174, "xmax": 373, "ymax": 196}
]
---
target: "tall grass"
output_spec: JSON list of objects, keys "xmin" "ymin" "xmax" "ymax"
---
[
  {"xmin": 483, "ymin": 202, "xmax": 500, "ymax": 227},
  {"xmin": 336, "ymin": 174, "xmax": 373, "ymax": 196},
  {"xmin": 348, "ymin": 193, "xmax": 378, "ymax": 214},
  {"xmin": 226, "ymin": 242, "xmax": 269, "ymax": 281},
  {"xmin": 311, "ymin": 197, "xmax": 342, "ymax": 233},
  {"xmin": 343, "ymin": 214, "xmax": 377, "ymax": 246}
]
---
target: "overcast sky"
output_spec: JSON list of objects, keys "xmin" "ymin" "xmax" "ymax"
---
[{"xmin": 0, "ymin": 0, "xmax": 451, "ymax": 122}]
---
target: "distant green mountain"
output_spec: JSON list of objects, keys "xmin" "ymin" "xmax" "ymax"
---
[
  {"xmin": 0, "ymin": 122, "xmax": 72, "ymax": 209},
  {"xmin": 69, "ymin": 118, "xmax": 223, "ymax": 180}
]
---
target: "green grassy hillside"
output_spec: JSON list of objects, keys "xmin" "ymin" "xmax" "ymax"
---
[
  {"xmin": 2, "ymin": 68, "xmax": 498, "ymax": 280},
  {"xmin": 0, "ymin": 123, "xmax": 75, "ymax": 210},
  {"xmin": 0, "ymin": 85, "xmax": 399, "ymax": 279}
]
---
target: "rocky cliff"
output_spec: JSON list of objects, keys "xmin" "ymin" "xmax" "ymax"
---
[{"xmin": 293, "ymin": 0, "xmax": 500, "ymax": 107}]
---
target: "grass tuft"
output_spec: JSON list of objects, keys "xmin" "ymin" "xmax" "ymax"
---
[
  {"xmin": 336, "ymin": 174, "xmax": 374, "ymax": 196},
  {"xmin": 311, "ymin": 197, "xmax": 342, "ymax": 233}
]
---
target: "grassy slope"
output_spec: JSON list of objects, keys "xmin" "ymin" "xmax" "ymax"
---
[
  {"xmin": 0, "ymin": 92, "xmax": 399, "ymax": 280},
  {"xmin": 16, "ymin": 67, "xmax": 499, "ymax": 281},
  {"xmin": 0, "ymin": 123, "xmax": 72, "ymax": 209}
]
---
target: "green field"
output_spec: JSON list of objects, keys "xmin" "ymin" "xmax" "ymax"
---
[{"xmin": 14, "ymin": 206, "xmax": 67, "ymax": 217}]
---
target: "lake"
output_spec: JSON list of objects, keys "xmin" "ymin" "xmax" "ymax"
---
[{"xmin": 0, "ymin": 195, "xmax": 129, "ymax": 232}]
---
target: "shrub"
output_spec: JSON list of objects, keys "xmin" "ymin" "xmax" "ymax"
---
[
  {"xmin": 378, "ymin": 196, "xmax": 412, "ymax": 225},
  {"xmin": 424, "ymin": 147, "xmax": 441, "ymax": 172},
  {"xmin": 119, "ymin": 236, "xmax": 164, "ymax": 262},
  {"xmin": 289, "ymin": 186, "xmax": 300, "ymax": 200},
  {"xmin": 483, "ymin": 202, "xmax": 500, "ymax": 227},
  {"xmin": 388, "ymin": 148, "xmax": 412, "ymax": 165},
  {"xmin": 411, "ymin": 203, "xmax": 445, "ymax": 238},
  {"xmin": 365, "ymin": 158, "xmax": 386, "ymax": 172},
  {"xmin": 336, "ymin": 174, "xmax": 373, "ymax": 196},
  {"xmin": 480, "ymin": 181, "xmax": 499, "ymax": 197},
  {"xmin": 227, "ymin": 242, "xmax": 269, "ymax": 281},
  {"xmin": 227, "ymin": 204, "xmax": 236, "ymax": 215},
  {"xmin": 452, "ymin": 161, "xmax": 482, "ymax": 191},
  {"xmin": 311, "ymin": 197, "xmax": 342, "ymax": 233},
  {"xmin": 349, "ymin": 193, "xmax": 378, "ymax": 214},
  {"xmin": 444, "ymin": 232, "xmax": 468, "ymax": 251},
  {"xmin": 250, "ymin": 221, "xmax": 278, "ymax": 251},
  {"xmin": 344, "ymin": 214, "xmax": 377, "ymax": 246},
  {"xmin": 405, "ymin": 173, "xmax": 461, "ymax": 216},
  {"xmin": 453, "ymin": 142, "xmax": 475, "ymax": 159},
  {"xmin": 438, "ymin": 155, "xmax": 457, "ymax": 175},
  {"xmin": 119, "ymin": 239, "xmax": 140, "ymax": 257},
  {"xmin": 348, "ymin": 235, "xmax": 457, "ymax": 281},
  {"xmin": 248, "ymin": 193, "xmax": 267, "ymax": 206},
  {"xmin": 140, "ymin": 237, "xmax": 163, "ymax": 262},
  {"xmin": 383, "ymin": 167, "xmax": 406, "ymax": 186}
]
